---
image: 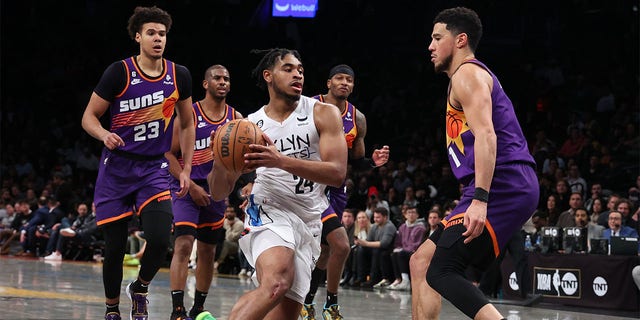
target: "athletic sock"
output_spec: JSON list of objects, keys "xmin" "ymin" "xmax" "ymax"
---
[
  {"xmin": 171, "ymin": 290, "xmax": 184, "ymax": 310},
  {"xmin": 325, "ymin": 291, "xmax": 338, "ymax": 307},
  {"xmin": 106, "ymin": 303, "xmax": 119, "ymax": 315},
  {"xmin": 131, "ymin": 279, "xmax": 149, "ymax": 293},
  {"xmin": 192, "ymin": 290, "xmax": 208, "ymax": 311}
]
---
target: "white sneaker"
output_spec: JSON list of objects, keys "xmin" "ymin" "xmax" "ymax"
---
[
  {"xmin": 394, "ymin": 281, "xmax": 411, "ymax": 291},
  {"xmin": 60, "ymin": 228, "xmax": 76, "ymax": 237},
  {"xmin": 44, "ymin": 252, "xmax": 62, "ymax": 261},
  {"xmin": 245, "ymin": 270, "xmax": 253, "ymax": 278},
  {"xmin": 238, "ymin": 268, "xmax": 247, "ymax": 277},
  {"xmin": 387, "ymin": 280, "xmax": 401, "ymax": 290},
  {"xmin": 373, "ymin": 279, "xmax": 390, "ymax": 288}
]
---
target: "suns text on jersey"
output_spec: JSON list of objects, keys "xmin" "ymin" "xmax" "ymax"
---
[{"xmin": 119, "ymin": 90, "xmax": 164, "ymax": 112}]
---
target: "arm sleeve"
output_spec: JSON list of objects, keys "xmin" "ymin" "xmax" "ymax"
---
[
  {"xmin": 175, "ymin": 64, "xmax": 192, "ymax": 101},
  {"xmin": 94, "ymin": 61, "xmax": 127, "ymax": 102},
  {"xmin": 349, "ymin": 157, "xmax": 376, "ymax": 171}
]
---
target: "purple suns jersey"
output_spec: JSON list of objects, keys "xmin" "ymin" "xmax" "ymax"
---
[
  {"xmin": 445, "ymin": 59, "xmax": 535, "ymax": 184},
  {"xmin": 314, "ymin": 95, "xmax": 358, "ymax": 148},
  {"xmin": 314, "ymin": 95, "xmax": 356, "ymax": 218},
  {"xmin": 109, "ymin": 57, "xmax": 180, "ymax": 156},
  {"xmin": 178, "ymin": 102, "xmax": 237, "ymax": 180}
]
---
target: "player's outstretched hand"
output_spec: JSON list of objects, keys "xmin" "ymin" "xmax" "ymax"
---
[{"xmin": 372, "ymin": 145, "xmax": 390, "ymax": 167}]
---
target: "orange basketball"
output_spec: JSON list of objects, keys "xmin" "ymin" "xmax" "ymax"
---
[
  {"xmin": 212, "ymin": 119, "xmax": 265, "ymax": 172},
  {"xmin": 446, "ymin": 112, "xmax": 463, "ymax": 138}
]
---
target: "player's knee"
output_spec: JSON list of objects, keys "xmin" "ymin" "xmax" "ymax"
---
[
  {"xmin": 330, "ymin": 237, "xmax": 350, "ymax": 258},
  {"xmin": 262, "ymin": 274, "xmax": 292, "ymax": 300},
  {"xmin": 410, "ymin": 250, "xmax": 428, "ymax": 276},
  {"xmin": 173, "ymin": 237, "xmax": 194, "ymax": 258}
]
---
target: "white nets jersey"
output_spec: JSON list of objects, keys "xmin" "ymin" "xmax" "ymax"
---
[{"xmin": 247, "ymin": 95, "xmax": 328, "ymax": 225}]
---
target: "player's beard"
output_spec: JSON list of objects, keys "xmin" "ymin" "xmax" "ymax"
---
[
  {"xmin": 272, "ymin": 81, "xmax": 301, "ymax": 103},
  {"xmin": 434, "ymin": 54, "xmax": 453, "ymax": 73}
]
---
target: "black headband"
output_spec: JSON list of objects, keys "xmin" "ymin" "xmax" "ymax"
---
[{"xmin": 328, "ymin": 64, "xmax": 355, "ymax": 79}]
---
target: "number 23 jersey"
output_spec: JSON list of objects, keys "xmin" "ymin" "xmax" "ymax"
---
[
  {"xmin": 94, "ymin": 56, "xmax": 192, "ymax": 156},
  {"xmin": 247, "ymin": 95, "xmax": 328, "ymax": 224}
]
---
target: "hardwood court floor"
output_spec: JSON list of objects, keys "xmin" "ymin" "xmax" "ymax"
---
[{"xmin": 0, "ymin": 257, "xmax": 637, "ymax": 319}]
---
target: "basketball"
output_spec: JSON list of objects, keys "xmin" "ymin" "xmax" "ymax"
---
[
  {"xmin": 446, "ymin": 111, "xmax": 464, "ymax": 138},
  {"xmin": 212, "ymin": 119, "xmax": 264, "ymax": 172}
]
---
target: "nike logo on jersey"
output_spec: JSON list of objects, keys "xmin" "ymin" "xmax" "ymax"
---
[
  {"xmin": 297, "ymin": 116, "xmax": 308, "ymax": 121},
  {"xmin": 197, "ymin": 122, "xmax": 207, "ymax": 128},
  {"xmin": 130, "ymin": 78, "xmax": 142, "ymax": 86},
  {"xmin": 161, "ymin": 162, "xmax": 168, "ymax": 169}
]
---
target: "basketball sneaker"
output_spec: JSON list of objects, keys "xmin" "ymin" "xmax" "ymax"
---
[
  {"xmin": 300, "ymin": 303, "xmax": 316, "ymax": 320},
  {"xmin": 321, "ymin": 304, "xmax": 343, "ymax": 320},
  {"xmin": 126, "ymin": 282, "xmax": 149, "ymax": 320},
  {"xmin": 104, "ymin": 312, "xmax": 121, "ymax": 320},
  {"xmin": 194, "ymin": 311, "xmax": 217, "ymax": 320},
  {"xmin": 170, "ymin": 306, "xmax": 192, "ymax": 320}
]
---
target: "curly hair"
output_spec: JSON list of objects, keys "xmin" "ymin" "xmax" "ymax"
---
[
  {"xmin": 127, "ymin": 6, "xmax": 172, "ymax": 40},
  {"xmin": 433, "ymin": 7, "xmax": 483, "ymax": 52}
]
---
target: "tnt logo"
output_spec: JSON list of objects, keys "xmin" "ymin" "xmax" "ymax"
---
[
  {"xmin": 592, "ymin": 276, "xmax": 608, "ymax": 297},
  {"xmin": 534, "ymin": 267, "xmax": 581, "ymax": 298}
]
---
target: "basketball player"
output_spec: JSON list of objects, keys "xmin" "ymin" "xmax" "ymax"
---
[
  {"xmin": 409, "ymin": 7, "xmax": 538, "ymax": 320},
  {"xmin": 207, "ymin": 48, "xmax": 347, "ymax": 320},
  {"xmin": 81, "ymin": 6, "xmax": 195, "ymax": 320},
  {"xmin": 165, "ymin": 65, "xmax": 242, "ymax": 320},
  {"xmin": 301, "ymin": 64, "xmax": 390, "ymax": 320}
]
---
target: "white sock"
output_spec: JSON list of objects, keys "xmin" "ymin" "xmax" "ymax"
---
[{"xmin": 401, "ymin": 273, "xmax": 410, "ymax": 282}]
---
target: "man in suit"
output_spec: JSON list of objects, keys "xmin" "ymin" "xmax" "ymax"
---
[
  {"xmin": 603, "ymin": 211, "xmax": 639, "ymax": 254},
  {"xmin": 603, "ymin": 211, "xmax": 639, "ymax": 238}
]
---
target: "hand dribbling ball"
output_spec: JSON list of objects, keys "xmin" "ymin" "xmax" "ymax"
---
[{"xmin": 212, "ymin": 119, "xmax": 264, "ymax": 172}]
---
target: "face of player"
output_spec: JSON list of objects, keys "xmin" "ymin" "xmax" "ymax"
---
[
  {"xmin": 206, "ymin": 68, "xmax": 231, "ymax": 100},
  {"xmin": 327, "ymin": 73, "xmax": 354, "ymax": 100},
  {"xmin": 136, "ymin": 22, "xmax": 167, "ymax": 60},
  {"xmin": 574, "ymin": 209, "xmax": 588, "ymax": 227},
  {"xmin": 428, "ymin": 23, "xmax": 455, "ymax": 74},
  {"xmin": 268, "ymin": 53, "xmax": 304, "ymax": 102}
]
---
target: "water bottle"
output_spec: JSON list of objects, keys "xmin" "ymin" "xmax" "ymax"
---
[{"xmin": 524, "ymin": 234, "xmax": 533, "ymax": 251}]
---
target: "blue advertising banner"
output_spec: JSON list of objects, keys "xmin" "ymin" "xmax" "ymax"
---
[{"xmin": 272, "ymin": 0, "xmax": 318, "ymax": 18}]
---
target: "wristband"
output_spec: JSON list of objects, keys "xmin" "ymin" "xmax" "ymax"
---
[
  {"xmin": 473, "ymin": 187, "xmax": 489, "ymax": 203},
  {"xmin": 350, "ymin": 157, "xmax": 376, "ymax": 171}
]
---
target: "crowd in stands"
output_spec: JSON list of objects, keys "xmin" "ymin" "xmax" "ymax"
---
[{"xmin": 0, "ymin": 0, "xmax": 638, "ymax": 280}]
